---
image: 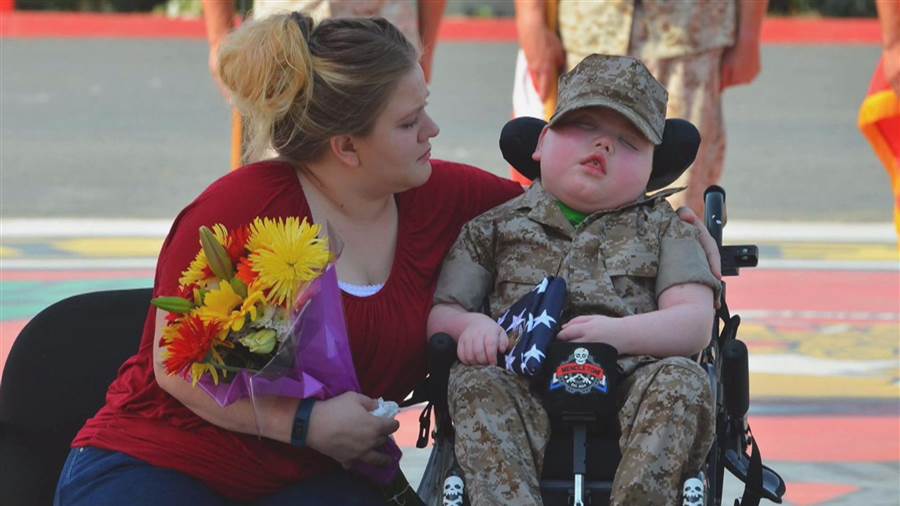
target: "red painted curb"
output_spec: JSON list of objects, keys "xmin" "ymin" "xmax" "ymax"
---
[
  {"xmin": 0, "ymin": 12, "xmax": 206, "ymax": 38},
  {"xmin": 750, "ymin": 416, "xmax": 900, "ymax": 463},
  {"xmin": 727, "ymin": 269, "xmax": 900, "ymax": 315},
  {"xmin": 0, "ymin": 320, "xmax": 28, "ymax": 380},
  {"xmin": 0, "ymin": 12, "xmax": 883, "ymax": 44},
  {"xmin": 783, "ymin": 483, "xmax": 860, "ymax": 506},
  {"xmin": 762, "ymin": 17, "xmax": 883, "ymax": 44},
  {"xmin": 1, "ymin": 269, "xmax": 155, "ymax": 282}
]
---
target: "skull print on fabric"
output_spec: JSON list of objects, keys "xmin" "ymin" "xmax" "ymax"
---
[
  {"xmin": 682, "ymin": 476, "xmax": 705, "ymax": 506},
  {"xmin": 442, "ymin": 473, "xmax": 465, "ymax": 506}
]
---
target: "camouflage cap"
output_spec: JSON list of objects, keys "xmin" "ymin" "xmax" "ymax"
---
[{"xmin": 549, "ymin": 54, "xmax": 668, "ymax": 145}]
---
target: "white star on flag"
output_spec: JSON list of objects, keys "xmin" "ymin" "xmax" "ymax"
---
[
  {"xmin": 507, "ymin": 308, "xmax": 527, "ymax": 332},
  {"xmin": 520, "ymin": 354, "xmax": 530, "ymax": 374},
  {"xmin": 531, "ymin": 310, "xmax": 557, "ymax": 329},
  {"xmin": 534, "ymin": 278, "xmax": 549, "ymax": 294},
  {"xmin": 523, "ymin": 344, "xmax": 546, "ymax": 364},
  {"xmin": 505, "ymin": 353, "xmax": 516, "ymax": 372},
  {"xmin": 525, "ymin": 311, "xmax": 536, "ymax": 332},
  {"xmin": 496, "ymin": 310, "xmax": 509, "ymax": 326}
]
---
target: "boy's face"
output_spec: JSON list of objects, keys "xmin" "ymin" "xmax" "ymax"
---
[{"xmin": 534, "ymin": 107, "xmax": 654, "ymax": 214}]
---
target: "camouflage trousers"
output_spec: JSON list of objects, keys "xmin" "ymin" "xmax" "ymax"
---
[{"xmin": 448, "ymin": 356, "xmax": 714, "ymax": 506}]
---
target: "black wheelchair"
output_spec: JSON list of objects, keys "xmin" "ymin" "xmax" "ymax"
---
[
  {"xmin": 0, "ymin": 117, "xmax": 785, "ymax": 506},
  {"xmin": 402, "ymin": 117, "xmax": 786, "ymax": 506}
]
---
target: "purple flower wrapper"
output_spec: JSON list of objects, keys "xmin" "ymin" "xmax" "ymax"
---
[{"xmin": 197, "ymin": 265, "xmax": 401, "ymax": 485}]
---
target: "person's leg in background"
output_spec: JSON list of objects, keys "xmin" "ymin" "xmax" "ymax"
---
[{"xmin": 643, "ymin": 50, "xmax": 727, "ymax": 216}]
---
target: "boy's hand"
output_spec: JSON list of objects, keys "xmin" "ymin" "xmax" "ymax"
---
[
  {"xmin": 557, "ymin": 315, "xmax": 628, "ymax": 352},
  {"xmin": 458, "ymin": 314, "xmax": 509, "ymax": 366}
]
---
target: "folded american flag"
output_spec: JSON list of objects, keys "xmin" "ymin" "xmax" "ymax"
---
[{"xmin": 496, "ymin": 277, "xmax": 567, "ymax": 377}]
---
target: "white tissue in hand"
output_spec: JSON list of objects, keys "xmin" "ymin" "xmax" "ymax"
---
[{"xmin": 370, "ymin": 398, "xmax": 399, "ymax": 419}]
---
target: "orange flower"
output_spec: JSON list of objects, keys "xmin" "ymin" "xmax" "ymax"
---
[
  {"xmin": 227, "ymin": 225, "xmax": 251, "ymax": 264},
  {"xmin": 236, "ymin": 257, "xmax": 258, "ymax": 286},
  {"xmin": 163, "ymin": 316, "xmax": 222, "ymax": 377}
]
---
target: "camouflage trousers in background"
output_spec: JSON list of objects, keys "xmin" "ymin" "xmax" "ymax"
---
[
  {"xmin": 447, "ymin": 356, "xmax": 714, "ymax": 506},
  {"xmin": 643, "ymin": 48, "xmax": 727, "ymax": 217}
]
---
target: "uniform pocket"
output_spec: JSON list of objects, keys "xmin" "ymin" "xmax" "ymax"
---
[
  {"xmin": 602, "ymin": 248, "xmax": 658, "ymax": 312},
  {"xmin": 604, "ymin": 249, "xmax": 658, "ymax": 278},
  {"xmin": 493, "ymin": 263, "xmax": 546, "ymax": 317}
]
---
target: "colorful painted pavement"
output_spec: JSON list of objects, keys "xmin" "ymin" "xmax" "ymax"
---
[{"xmin": 1, "ymin": 231, "xmax": 898, "ymax": 505}]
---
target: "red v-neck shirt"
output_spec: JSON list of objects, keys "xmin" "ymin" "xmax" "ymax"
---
[{"xmin": 72, "ymin": 160, "xmax": 522, "ymax": 501}]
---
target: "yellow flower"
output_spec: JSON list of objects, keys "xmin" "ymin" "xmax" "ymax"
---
[
  {"xmin": 160, "ymin": 322, "xmax": 182, "ymax": 344},
  {"xmin": 237, "ymin": 283, "xmax": 268, "ymax": 330},
  {"xmin": 247, "ymin": 217, "xmax": 330, "ymax": 307},
  {"xmin": 197, "ymin": 281, "xmax": 243, "ymax": 331},
  {"xmin": 179, "ymin": 224, "xmax": 230, "ymax": 287},
  {"xmin": 197, "ymin": 280, "xmax": 268, "ymax": 333},
  {"xmin": 195, "ymin": 341, "xmax": 231, "ymax": 385}
]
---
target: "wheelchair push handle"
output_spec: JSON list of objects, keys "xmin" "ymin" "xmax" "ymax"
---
[
  {"xmin": 704, "ymin": 185, "xmax": 726, "ymax": 249},
  {"xmin": 705, "ymin": 185, "xmax": 759, "ymax": 276}
]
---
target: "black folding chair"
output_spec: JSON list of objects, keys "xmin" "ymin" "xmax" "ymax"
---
[{"xmin": 0, "ymin": 288, "xmax": 152, "ymax": 506}]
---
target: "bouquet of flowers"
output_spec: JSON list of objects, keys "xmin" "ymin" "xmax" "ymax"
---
[
  {"xmin": 152, "ymin": 217, "xmax": 332, "ymax": 399},
  {"xmin": 151, "ymin": 217, "xmax": 410, "ymax": 493}
]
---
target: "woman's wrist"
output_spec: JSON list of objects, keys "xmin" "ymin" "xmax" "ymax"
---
[{"xmin": 290, "ymin": 398, "xmax": 317, "ymax": 448}]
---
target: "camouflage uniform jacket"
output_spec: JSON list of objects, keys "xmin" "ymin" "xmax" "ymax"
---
[
  {"xmin": 558, "ymin": 0, "xmax": 736, "ymax": 64},
  {"xmin": 252, "ymin": 0, "xmax": 420, "ymax": 50},
  {"xmin": 434, "ymin": 180, "xmax": 720, "ymax": 325}
]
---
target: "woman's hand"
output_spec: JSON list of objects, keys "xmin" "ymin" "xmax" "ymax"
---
[
  {"xmin": 515, "ymin": 0, "xmax": 565, "ymax": 101},
  {"xmin": 457, "ymin": 314, "xmax": 509, "ymax": 365},
  {"xmin": 720, "ymin": 34, "xmax": 762, "ymax": 91},
  {"xmin": 523, "ymin": 28, "xmax": 566, "ymax": 101},
  {"xmin": 305, "ymin": 392, "xmax": 400, "ymax": 468},
  {"xmin": 676, "ymin": 207, "xmax": 722, "ymax": 280}
]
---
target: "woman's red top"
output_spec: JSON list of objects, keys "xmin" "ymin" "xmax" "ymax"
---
[{"xmin": 73, "ymin": 160, "xmax": 522, "ymax": 501}]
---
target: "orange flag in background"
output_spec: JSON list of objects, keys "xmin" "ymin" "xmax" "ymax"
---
[{"xmin": 858, "ymin": 58, "xmax": 900, "ymax": 240}]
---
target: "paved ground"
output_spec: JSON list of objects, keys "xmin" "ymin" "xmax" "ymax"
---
[
  {"xmin": 2, "ymin": 230, "xmax": 896, "ymax": 506},
  {"xmin": 1, "ymin": 32, "xmax": 898, "ymax": 506},
  {"xmin": 0, "ymin": 40, "xmax": 894, "ymax": 221}
]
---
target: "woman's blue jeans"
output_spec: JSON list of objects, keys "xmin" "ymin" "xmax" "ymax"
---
[{"xmin": 54, "ymin": 447, "xmax": 384, "ymax": 506}]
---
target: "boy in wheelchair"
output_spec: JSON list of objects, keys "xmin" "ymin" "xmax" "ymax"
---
[{"xmin": 427, "ymin": 54, "xmax": 721, "ymax": 505}]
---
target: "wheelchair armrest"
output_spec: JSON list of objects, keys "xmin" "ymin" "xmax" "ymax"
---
[
  {"xmin": 427, "ymin": 333, "xmax": 458, "ymax": 435},
  {"xmin": 722, "ymin": 245, "xmax": 758, "ymax": 276}
]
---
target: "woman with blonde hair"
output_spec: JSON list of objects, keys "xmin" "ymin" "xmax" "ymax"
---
[{"xmin": 54, "ymin": 13, "xmax": 521, "ymax": 505}]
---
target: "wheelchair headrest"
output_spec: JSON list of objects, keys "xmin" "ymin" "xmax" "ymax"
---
[{"xmin": 499, "ymin": 116, "xmax": 701, "ymax": 192}]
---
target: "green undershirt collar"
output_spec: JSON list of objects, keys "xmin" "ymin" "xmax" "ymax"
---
[{"xmin": 557, "ymin": 201, "xmax": 588, "ymax": 227}]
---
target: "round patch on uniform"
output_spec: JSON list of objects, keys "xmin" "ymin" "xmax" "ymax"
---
[{"xmin": 548, "ymin": 347, "xmax": 609, "ymax": 394}]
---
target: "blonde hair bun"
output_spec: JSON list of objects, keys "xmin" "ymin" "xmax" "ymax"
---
[
  {"xmin": 216, "ymin": 14, "xmax": 418, "ymax": 165},
  {"xmin": 217, "ymin": 12, "xmax": 316, "ymax": 160}
]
